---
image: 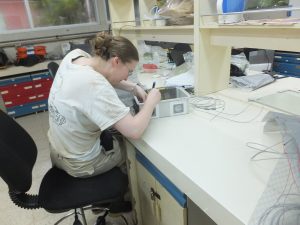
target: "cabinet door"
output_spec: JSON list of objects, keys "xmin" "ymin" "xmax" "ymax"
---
[
  {"xmin": 136, "ymin": 158, "xmax": 187, "ymax": 225},
  {"xmin": 136, "ymin": 161, "xmax": 160, "ymax": 225},
  {"xmin": 156, "ymin": 181, "xmax": 187, "ymax": 225},
  {"xmin": 125, "ymin": 140, "xmax": 142, "ymax": 225}
]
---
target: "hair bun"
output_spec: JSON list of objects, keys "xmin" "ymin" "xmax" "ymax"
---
[{"xmin": 94, "ymin": 32, "xmax": 112, "ymax": 59}]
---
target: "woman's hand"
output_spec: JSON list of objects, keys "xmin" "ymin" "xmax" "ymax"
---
[
  {"xmin": 146, "ymin": 88, "xmax": 161, "ymax": 107},
  {"xmin": 134, "ymin": 84, "xmax": 147, "ymax": 102}
]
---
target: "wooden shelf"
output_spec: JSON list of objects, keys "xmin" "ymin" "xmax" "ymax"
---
[
  {"xmin": 199, "ymin": 24, "xmax": 300, "ymax": 51},
  {"xmin": 113, "ymin": 25, "xmax": 194, "ymax": 43},
  {"xmin": 0, "ymin": 60, "xmax": 61, "ymax": 78}
]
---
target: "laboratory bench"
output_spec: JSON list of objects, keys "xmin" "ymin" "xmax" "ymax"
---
[{"xmin": 124, "ymin": 75, "xmax": 300, "ymax": 225}]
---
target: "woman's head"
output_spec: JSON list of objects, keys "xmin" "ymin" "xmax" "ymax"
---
[
  {"xmin": 93, "ymin": 32, "xmax": 139, "ymax": 63},
  {"xmin": 92, "ymin": 32, "xmax": 139, "ymax": 84}
]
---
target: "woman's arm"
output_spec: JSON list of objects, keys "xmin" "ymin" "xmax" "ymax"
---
[
  {"xmin": 115, "ymin": 80, "xmax": 147, "ymax": 102},
  {"xmin": 114, "ymin": 88, "xmax": 161, "ymax": 139},
  {"xmin": 114, "ymin": 80, "xmax": 136, "ymax": 92}
]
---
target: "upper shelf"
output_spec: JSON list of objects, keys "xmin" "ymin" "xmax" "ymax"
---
[
  {"xmin": 112, "ymin": 23, "xmax": 194, "ymax": 43},
  {"xmin": 198, "ymin": 6, "xmax": 300, "ymax": 51},
  {"xmin": 198, "ymin": 22, "xmax": 300, "ymax": 51},
  {"xmin": 203, "ymin": 26, "xmax": 300, "ymax": 52}
]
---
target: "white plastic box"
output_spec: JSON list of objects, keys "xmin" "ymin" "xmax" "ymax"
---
[{"xmin": 134, "ymin": 87, "xmax": 190, "ymax": 118}]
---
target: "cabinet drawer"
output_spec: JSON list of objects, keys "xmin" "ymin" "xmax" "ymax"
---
[
  {"xmin": 36, "ymin": 92, "xmax": 49, "ymax": 101},
  {"xmin": 7, "ymin": 102, "xmax": 40, "ymax": 117},
  {"xmin": 38, "ymin": 100, "xmax": 48, "ymax": 111},
  {"xmin": 1, "ymin": 88, "xmax": 35, "ymax": 100},
  {"xmin": 3, "ymin": 94, "xmax": 37, "ymax": 107},
  {"xmin": 275, "ymin": 51, "xmax": 300, "ymax": 59},
  {"xmin": 31, "ymin": 72, "xmax": 51, "ymax": 81},
  {"xmin": 274, "ymin": 55, "xmax": 300, "ymax": 64},
  {"xmin": 33, "ymin": 80, "xmax": 53, "ymax": 93},
  {"xmin": 7, "ymin": 100, "xmax": 48, "ymax": 117},
  {"xmin": 0, "ymin": 75, "xmax": 31, "ymax": 86},
  {"xmin": 0, "ymin": 81, "xmax": 34, "ymax": 96},
  {"xmin": 273, "ymin": 62, "xmax": 300, "ymax": 77}
]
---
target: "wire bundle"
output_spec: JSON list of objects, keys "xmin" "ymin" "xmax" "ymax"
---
[
  {"xmin": 189, "ymin": 96, "xmax": 224, "ymax": 110},
  {"xmin": 189, "ymin": 96, "xmax": 264, "ymax": 123}
]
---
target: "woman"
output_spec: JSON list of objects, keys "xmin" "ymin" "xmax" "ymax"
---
[{"xmin": 48, "ymin": 32, "xmax": 161, "ymax": 177}]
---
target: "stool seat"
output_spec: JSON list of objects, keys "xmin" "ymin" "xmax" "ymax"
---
[{"xmin": 39, "ymin": 167, "xmax": 128, "ymax": 212}]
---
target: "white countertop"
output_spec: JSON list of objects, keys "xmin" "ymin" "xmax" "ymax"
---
[{"xmin": 128, "ymin": 75, "xmax": 300, "ymax": 225}]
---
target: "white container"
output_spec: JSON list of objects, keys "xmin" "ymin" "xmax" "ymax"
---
[
  {"xmin": 142, "ymin": 19, "xmax": 155, "ymax": 27},
  {"xmin": 134, "ymin": 87, "xmax": 190, "ymax": 118},
  {"xmin": 155, "ymin": 19, "xmax": 167, "ymax": 26}
]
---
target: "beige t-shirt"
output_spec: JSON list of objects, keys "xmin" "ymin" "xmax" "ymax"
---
[{"xmin": 48, "ymin": 49, "xmax": 129, "ymax": 161}]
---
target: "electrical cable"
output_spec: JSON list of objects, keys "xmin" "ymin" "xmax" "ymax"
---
[
  {"xmin": 263, "ymin": 49, "xmax": 272, "ymax": 72},
  {"xmin": 250, "ymin": 137, "xmax": 300, "ymax": 224},
  {"xmin": 247, "ymin": 139, "xmax": 294, "ymax": 161},
  {"xmin": 189, "ymin": 96, "xmax": 224, "ymax": 110},
  {"xmin": 190, "ymin": 96, "xmax": 265, "ymax": 123},
  {"xmin": 247, "ymin": 113, "xmax": 300, "ymax": 224},
  {"xmin": 257, "ymin": 171, "xmax": 299, "ymax": 225}
]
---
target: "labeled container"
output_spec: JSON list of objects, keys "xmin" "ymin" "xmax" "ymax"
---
[{"xmin": 134, "ymin": 87, "xmax": 190, "ymax": 118}]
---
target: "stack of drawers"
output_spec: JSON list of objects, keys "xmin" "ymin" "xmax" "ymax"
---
[
  {"xmin": 0, "ymin": 71, "xmax": 53, "ymax": 117},
  {"xmin": 273, "ymin": 51, "xmax": 300, "ymax": 77}
]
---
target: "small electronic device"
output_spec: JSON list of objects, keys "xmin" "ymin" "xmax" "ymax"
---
[{"xmin": 134, "ymin": 87, "xmax": 190, "ymax": 118}]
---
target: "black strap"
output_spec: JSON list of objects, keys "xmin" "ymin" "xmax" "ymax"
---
[
  {"xmin": 100, "ymin": 130, "xmax": 114, "ymax": 151},
  {"xmin": 71, "ymin": 55, "xmax": 84, "ymax": 62}
]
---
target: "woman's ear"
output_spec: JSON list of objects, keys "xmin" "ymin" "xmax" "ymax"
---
[{"xmin": 112, "ymin": 56, "xmax": 120, "ymax": 67}]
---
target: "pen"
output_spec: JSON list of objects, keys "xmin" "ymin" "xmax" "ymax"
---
[{"xmin": 152, "ymin": 81, "xmax": 156, "ymax": 88}]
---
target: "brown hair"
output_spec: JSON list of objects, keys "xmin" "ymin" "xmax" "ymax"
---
[{"xmin": 93, "ymin": 32, "xmax": 139, "ymax": 63}]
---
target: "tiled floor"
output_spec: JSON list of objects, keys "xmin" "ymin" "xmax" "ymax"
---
[{"xmin": 0, "ymin": 112, "xmax": 99, "ymax": 225}]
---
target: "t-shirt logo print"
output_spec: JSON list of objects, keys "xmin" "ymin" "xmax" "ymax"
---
[{"xmin": 49, "ymin": 104, "xmax": 66, "ymax": 126}]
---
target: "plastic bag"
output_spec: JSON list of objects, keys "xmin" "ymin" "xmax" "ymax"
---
[
  {"xmin": 183, "ymin": 51, "xmax": 193, "ymax": 67},
  {"xmin": 157, "ymin": 0, "xmax": 193, "ymax": 25},
  {"xmin": 230, "ymin": 74, "xmax": 275, "ymax": 90},
  {"xmin": 137, "ymin": 41, "xmax": 168, "ymax": 72},
  {"xmin": 231, "ymin": 52, "xmax": 249, "ymax": 73},
  {"xmin": 158, "ymin": 0, "xmax": 193, "ymax": 17}
]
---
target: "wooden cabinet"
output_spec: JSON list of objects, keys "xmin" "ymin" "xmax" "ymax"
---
[
  {"xmin": 125, "ymin": 140, "xmax": 143, "ymax": 225},
  {"xmin": 125, "ymin": 140, "xmax": 187, "ymax": 225},
  {"xmin": 136, "ymin": 161, "xmax": 160, "ymax": 225}
]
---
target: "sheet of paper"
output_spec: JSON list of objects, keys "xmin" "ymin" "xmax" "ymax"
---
[{"xmin": 165, "ymin": 68, "xmax": 194, "ymax": 87}]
